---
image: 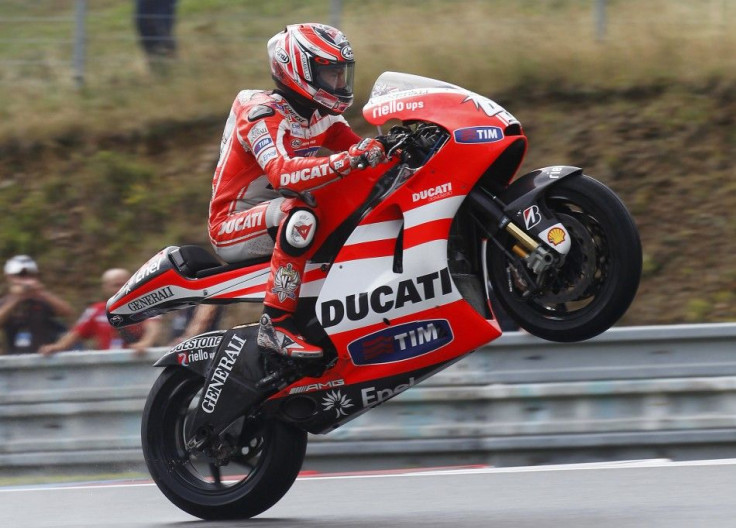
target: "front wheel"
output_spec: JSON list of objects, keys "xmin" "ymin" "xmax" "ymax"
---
[
  {"xmin": 141, "ymin": 367, "xmax": 307, "ymax": 520},
  {"xmin": 488, "ymin": 174, "xmax": 642, "ymax": 342}
]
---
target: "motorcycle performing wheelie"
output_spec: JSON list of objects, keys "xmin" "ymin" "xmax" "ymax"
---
[{"xmin": 107, "ymin": 71, "xmax": 642, "ymax": 519}]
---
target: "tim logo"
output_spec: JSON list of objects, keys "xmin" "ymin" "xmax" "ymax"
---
[
  {"xmin": 347, "ymin": 319, "xmax": 453, "ymax": 365},
  {"xmin": 453, "ymin": 126, "xmax": 504, "ymax": 144}
]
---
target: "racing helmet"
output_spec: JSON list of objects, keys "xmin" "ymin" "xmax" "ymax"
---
[{"xmin": 267, "ymin": 23, "xmax": 355, "ymax": 115}]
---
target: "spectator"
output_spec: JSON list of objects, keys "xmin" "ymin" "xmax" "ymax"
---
[
  {"xmin": 39, "ymin": 268, "xmax": 162, "ymax": 356},
  {"xmin": 168, "ymin": 304, "xmax": 224, "ymax": 346},
  {"xmin": 134, "ymin": 0, "xmax": 178, "ymax": 71},
  {"xmin": 0, "ymin": 255, "xmax": 74, "ymax": 355}
]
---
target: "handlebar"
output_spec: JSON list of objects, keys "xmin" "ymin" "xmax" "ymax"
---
[{"xmin": 376, "ymin": 124, "xmax": 447, "ymax": 168}]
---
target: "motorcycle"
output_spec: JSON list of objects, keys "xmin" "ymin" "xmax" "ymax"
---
[{"xmin": 106, "ymin": 71, "xmax": 641, "ymax": 520}]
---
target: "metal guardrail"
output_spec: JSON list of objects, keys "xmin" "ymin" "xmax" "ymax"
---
[{"xmin": 1, "ymin": 323, "xmax": 736, "ymax": 477}]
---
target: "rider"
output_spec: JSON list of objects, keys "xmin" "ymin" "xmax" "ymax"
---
[{"xmin": 208, "ymin": 23, "xmax": 386, "ymax": 360}]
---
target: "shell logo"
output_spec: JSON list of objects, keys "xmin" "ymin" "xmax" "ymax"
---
[{"xmin": 547, "ymin": 227, "xmax": 566, "ymax": 246}]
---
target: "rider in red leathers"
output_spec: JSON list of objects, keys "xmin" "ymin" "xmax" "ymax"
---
[{"xmin": 209, "ymin": 23, "xmax": 385, "ymax": 360}]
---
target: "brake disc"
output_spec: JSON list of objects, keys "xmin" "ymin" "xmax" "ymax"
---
[{"xmin": 535, "ymin": 212, "xmax": 597, "ymax": 305}]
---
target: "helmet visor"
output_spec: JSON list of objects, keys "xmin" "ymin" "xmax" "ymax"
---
[{"xmin": 312, "ymin": 61, "xmax": 355, "ymax": 98}]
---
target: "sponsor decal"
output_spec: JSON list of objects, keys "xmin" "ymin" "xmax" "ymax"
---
[
  {"xmin": 461, "ymin": 93, "xmax": 519, "ymax": 125},
  {"xmin": 453, "ymin": 126, "xmax": 504, "ymax": 144},
  {"xmin": 293, "ymin": 146, "xmax": 321, "ymax": 157},
  {"xmin": 361, "ymin": 377, "xmax": 416, "ymax": 407},
  {"xmin": 321, "ymin": 267, "xmax": 453, "ymax": 328},
  {"xmin": 290, "ymin": 122, "xmax": 304, "ymax": 137},
  {"xmin": 272, "ymin": 263, "xmax": 301, "ymax": 302},
  {"xmin": 172, "ymin": 335, "xmax": 223, "ymax": 352},
  {"xmin": 124, "ymin": 253, "xmax": 166, "ymax": 293},
  {"xmin": 201, "ymin": 334, "xmax": 247, "ymax": 413},
  {"xmin": 348, "ymin": 320, "xmax": 453, "ymax": 365},
  {"xmin": 412, "ymin": 182, "xmax": 452, "ymax": 203},
  {"xmin": 547, "ymin": 226, "xmax": 566, "ymax": 246},
  {"xmin": 285, "ymin": 210, "xmax": 316, "ymax": 249},
  {"xmin": 295, "ymin": 224, "xmax": 312, "ymax": 240},
  {"xmin": 289, "ymin": 379, "xmax": 345, "ymax": 395},
  {"xmin": 247, "ymin": 122, "xmax": 269, "ymax": 144},
  {"xmin": 370, "ymin": 99, "xmax": 425, "ymax": 120},
  {"xmin": 322, "ymin": 390, "xmax": 354, "ymax": 418},
  {"xmin": 177, "ymin": 349, "xmax": 215, "ymax": 366},
  {"xmin": 258, "ymin": 148, "xmax": 278, "ymax": 166},
  {"xmin": 523, "ymin": 205, "xmax": 542, "ymax": 230},
  {"xmin": 291, "ymin": 138, "xmax": 303, "ymax": 148},
  {"xmin": 275, "ymin": 47, "xmax": 290, "ymax": 64},
  {"xmin": 540, "ymin": 223, "xmax": 571, "ymax": 254},
  {"xmin": 109, "ymin": 315, "xmax": 124, "ymax": 327},
  {"xmin": 279, "ymin": 163, "xmax": 333, "ymax": 186},
  {"xmin": 127, "ymin": 286, "xmax": 174, "ymax": 312},
  {"xmin": 217, "ymin": 209, "xmax": 264, "ymax": 235},
  {"xmin": 340, "ymin": 45, "xmax": 354, "ymax": 60},
  {"xmin": 300, "ymin": 53, "xmax": 312, "ymax": 81},
  {"xmin": 549, "ymin": 166, "xmax": 564, "ymax": 179},
  {"xmin": 253, "ymin": 137, "xmax": 273, "ymax": 156}
]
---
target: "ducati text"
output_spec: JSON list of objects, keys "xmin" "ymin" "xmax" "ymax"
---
[{"xmin": 320, "ymin": 268, "xmax": 453, "ymax": 328}]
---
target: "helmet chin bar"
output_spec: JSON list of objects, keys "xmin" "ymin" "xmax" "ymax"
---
[{"xmin": 313, "ymin": 89, "xmax": 351, "ymax": 114}]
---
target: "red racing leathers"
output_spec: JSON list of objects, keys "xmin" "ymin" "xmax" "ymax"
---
[{"xmin": 209, "ymin": 89, "xmax": 361, "ymax": 313}]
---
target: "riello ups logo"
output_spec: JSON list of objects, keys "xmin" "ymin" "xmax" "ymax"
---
[{"xmin": 347, "ymin": 319, "xmax": 453, "ymax": 365}]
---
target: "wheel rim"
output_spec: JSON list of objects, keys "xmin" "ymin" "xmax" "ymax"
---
[
  {"xmin": 156, "ymin": 374, "xmax": 268, "ymax": 495},
  {"xmin": 500, "ymin": 195, "xmax": 613, "ymax": 320}
]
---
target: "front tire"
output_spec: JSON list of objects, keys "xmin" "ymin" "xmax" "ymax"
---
[
  {"xmin": 488, "ymin": 174, "xmax": 642, "ymax": 342},
  {"xmin": 141, "ymin": 367, "xmax": 307, "ymax": 520}
]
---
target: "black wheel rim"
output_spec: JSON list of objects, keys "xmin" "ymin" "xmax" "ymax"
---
[
  {"xmin": 501, "ymin": 195, "xmax": 613, "ymax": 320},
  {"xmin": 156, "ymin": 374, "xmax": 267, "ymax": 495}
]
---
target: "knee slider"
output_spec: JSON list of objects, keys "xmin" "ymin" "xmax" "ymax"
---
[{"xmin": 280, "ymin": 209, "xmax": 317, "ymax": 256}]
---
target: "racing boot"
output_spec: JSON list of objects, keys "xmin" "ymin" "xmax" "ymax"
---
[{"xmin": 257, "ymin": 307, "xmax": 323, "ymax": 360}]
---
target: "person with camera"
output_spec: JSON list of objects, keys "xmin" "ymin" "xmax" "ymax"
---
[
  {"xmin": 0, "ymin": 255, "xmax": 74, "ymax": 355},
  {"xmin": 39, "ymin": 268, "xmax": 162, "ymax": 356}
]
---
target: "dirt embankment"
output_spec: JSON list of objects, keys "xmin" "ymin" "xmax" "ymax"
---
[{"xmin": 1, "ymin": 82, "xmax": 734, "ymax": 325}]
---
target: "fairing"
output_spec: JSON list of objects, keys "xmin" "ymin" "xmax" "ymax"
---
[{"xmin": 363, "ymin": 71, "xmax": 521, "ymax": 132}]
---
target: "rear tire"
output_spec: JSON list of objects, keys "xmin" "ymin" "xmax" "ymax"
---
[
  {"xmin": 141, "ymin": 367, "xmax": 307, "ymax": 520},
  {"xmin": 488, "ymin": 174, "xmax": 641, "ymax": 342}
]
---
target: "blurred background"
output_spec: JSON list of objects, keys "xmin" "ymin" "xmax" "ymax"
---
[{"xmin": 1, "ymin": 0, "xmax": 734, "ymax": 326}]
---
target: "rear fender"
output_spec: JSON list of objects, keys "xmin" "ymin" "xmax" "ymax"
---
[
  {"xmin": 106, "ymin": 246, "xmax": 210, "ymax": 328},
  {"xmin": 500, "ymin": 166, "xmax": 583, "ymax": 254},
  {"xmin": 154, "ymin": 330, "xmax": 227, "ymax": 377}
]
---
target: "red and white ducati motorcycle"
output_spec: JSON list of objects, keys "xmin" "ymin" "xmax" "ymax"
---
[{"xmin": 107, "ymin": 72, "xmax": 641, "ymax": 519}]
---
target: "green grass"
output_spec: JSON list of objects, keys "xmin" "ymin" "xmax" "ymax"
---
[{"xmin": 1, "ymin": 0, "xmax": 735, "ymax": 143}]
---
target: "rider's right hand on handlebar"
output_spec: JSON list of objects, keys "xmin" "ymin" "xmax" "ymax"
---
[{"xmin": 329, "ymin": 138, "xmax": 386, "ymax": 175}]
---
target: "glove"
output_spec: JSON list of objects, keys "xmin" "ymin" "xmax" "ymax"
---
[{"xmin": 329, "ymin": 138, "xmax": 386, "ymax": 176}]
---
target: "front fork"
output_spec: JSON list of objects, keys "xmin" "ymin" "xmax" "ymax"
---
[{"xmin": 467, "ymin": 189, "xmax": 558, "ymax": 275}]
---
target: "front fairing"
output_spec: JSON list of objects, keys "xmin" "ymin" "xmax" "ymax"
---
[{"xmin": 363, "ymin": 71, "xmax": 521, "ymax": 132}]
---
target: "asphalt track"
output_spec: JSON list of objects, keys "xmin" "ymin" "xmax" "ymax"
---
[{"xmin": 3, "ymin": 459, "xmax": 736, "ymax": 528}]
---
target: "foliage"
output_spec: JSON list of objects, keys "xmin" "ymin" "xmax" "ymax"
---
[{"xmin": 0, "ymin": 0, "xmax": 735, "ymax": 323}]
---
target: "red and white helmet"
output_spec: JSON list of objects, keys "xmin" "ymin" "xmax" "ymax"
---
[{"xmin": 267, "ymin": 23, "xmax": 355, "ymax": 115}]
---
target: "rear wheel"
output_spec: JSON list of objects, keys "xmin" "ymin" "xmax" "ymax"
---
[
  {"xmin": 141, "ymin": 367, "xmax": 307, "ymax": 520},
  {"xmin": 488, "ymin": 174, "xmax": 641, "ymax": 342}
]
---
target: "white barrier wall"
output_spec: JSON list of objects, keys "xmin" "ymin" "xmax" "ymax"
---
[{"xmin": 2, "ymin": 324, "xmax": 736, "ymax": 477}]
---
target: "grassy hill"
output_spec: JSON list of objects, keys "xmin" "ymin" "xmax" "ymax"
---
[{"xmin": 1, "ymin": 0, "xmax": 735, "ymax": 326}]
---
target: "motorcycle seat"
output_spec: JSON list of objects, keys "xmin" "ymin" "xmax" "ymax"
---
[{"xmin": 170, "ymin": 245, "xmax": 270, "ymax": 279}]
